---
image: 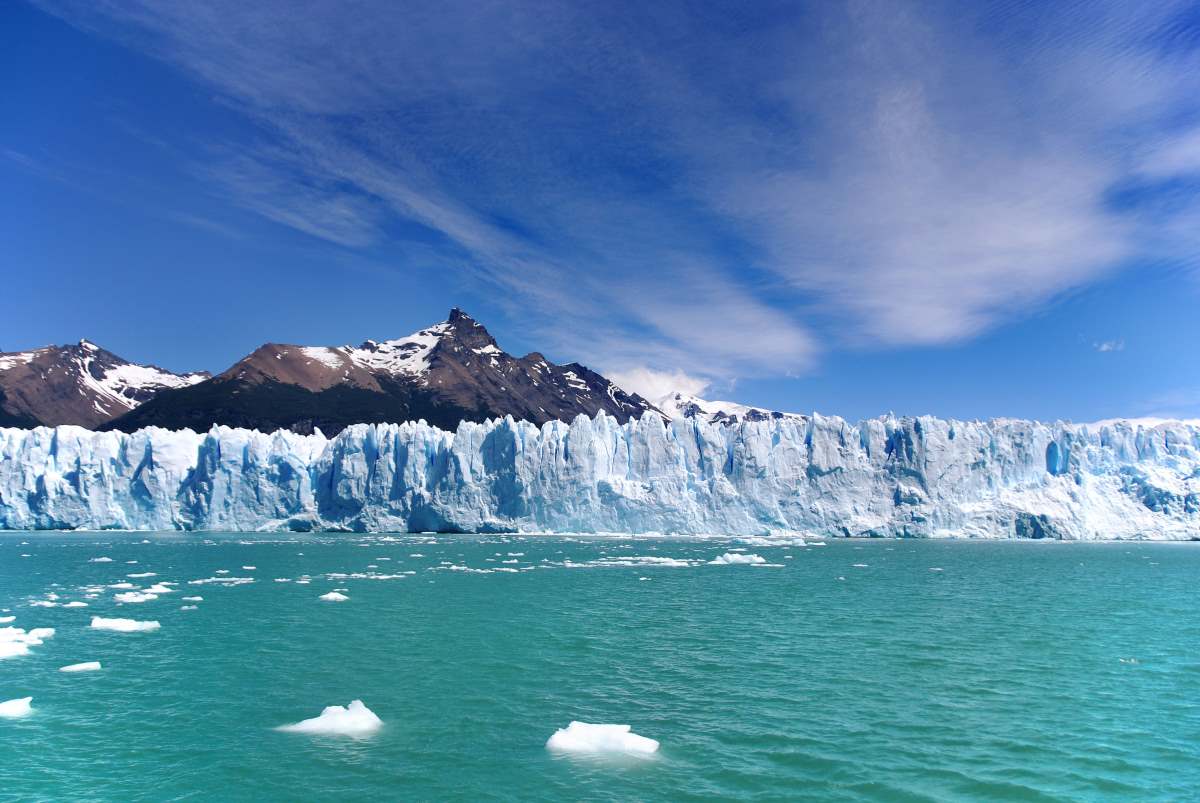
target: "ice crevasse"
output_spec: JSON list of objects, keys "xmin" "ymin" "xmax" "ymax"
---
[{"xmin": 1, "ymin": 412, "xmax": 1198, "ymax": 539}]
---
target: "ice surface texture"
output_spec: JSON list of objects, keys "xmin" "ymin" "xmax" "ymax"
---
[{"xmin": 2, "ymin": 412, "xmax": 1199, "ymax": 538}]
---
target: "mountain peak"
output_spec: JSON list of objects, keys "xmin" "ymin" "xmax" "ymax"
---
[{"xmin": 440, "ymin": 308, "xmax": 497, "ymax": 352}]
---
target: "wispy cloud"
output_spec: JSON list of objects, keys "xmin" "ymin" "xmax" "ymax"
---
[
  {"xmin": 28, "ymin": 0, "xmax": 1200, "ymax": 388},
  {"xmin": 1094, "ymin": 339, "xmax": 1125, "ymax": 353}
]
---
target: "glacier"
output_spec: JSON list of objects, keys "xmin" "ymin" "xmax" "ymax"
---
[{"xmin": 1, "ymin": 412, "xmax": 1198, "ymax": 539}]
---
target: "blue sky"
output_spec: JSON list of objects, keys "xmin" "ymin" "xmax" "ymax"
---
[{"xmin": 2, "ymin": 0, "xmax": 1199, "ymax": 422}]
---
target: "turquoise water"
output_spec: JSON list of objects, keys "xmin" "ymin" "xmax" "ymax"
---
[{"xmin": 2, "ymin": 534, "xmax": 1198, "ymax": 801}]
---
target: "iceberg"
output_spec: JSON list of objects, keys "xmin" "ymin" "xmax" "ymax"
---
[
  {"xmin": 0, "ymin": 626, "xmax": 54, "ymax": 660},
  {"xmin": 1, "ymin": 413, "xmax": 1199, "ymax": 539},
  {"xmin": 709, "ymin": 552, "xmax": 766, "ymax": 565},
  {"xmin": 0, "ymin": 697, "xmax": 33, "ymax": 718},
  {"xmin": 276, "ymin": 700, "xmax": 382, "ymax": 736},
  {"xmin": 60, "ymin": 661, "xmax": 102, "ymax": 672},
  {"xmin": 546, "ymin": 721, "xmax": 659, "ymax": 755},
  {"xmin": 90, "ymin": 616, "xmax": 160, "ymax": 632}
]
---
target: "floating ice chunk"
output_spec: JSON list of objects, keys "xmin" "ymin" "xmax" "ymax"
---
[
  {"xmin": 127, "ymin": 572, "xmax": 156, "ymax": 578},
  {"xmin": 182, "ymin": 596, "xmax": 203, "ymax": 602},
  {"xmin": 90, "ymin": 616, "xmax": 160, "ymax": 633},
  {"xmin": 60, "ymin": 661, "xmax": 101, "ymax": 673},
  {"xmin": 0, "ymin": 616, "xmax": 12, "ymax": 624},
  {"xmin": 215, "ymin": 570, "xmax": 230, "ymax": 575},
  {"xmin": 546, "ymin": 721, "xmax": 659, "ymax": 755},
  {"xmin": 851, "ymin": 563, "xmax": 869, "ymax": 568},
  {"xmin": 709, "ymin": 552, "xmax": 766, "ymax": 565},
  {"xmin": 319, "ymin": 592, "xmax": 349, "ymax": 602},
  {"xmin": 0, "ymin": 697, "xmax": 33, "ymax": 718},
  {"xmin": 929, "ymin": 567, "xmax": 944, "ymax": 572},
  {"xmin": 89, "ymin": 557, "xmax": 113, "ymax": 563},
  {"xmin": 63, "ymin": 601, "xmax": 89, "ymax": 608},
  {"xmin": 0, "ymin": 626, "xmax": 55, "ymax": 659},
  {"xmin": 108, "ymin": 582, "xmax": 136, "ymax": 590},
  {"xmin": 30, "ymin": 600, "xmax": 58, "ymax": 608},
  {"xmin": 242, "ymin": 566, "xmax": 256, "ymax": 570},
  {"xmin": 276, "ymin": 700, "xmax": 382, "ymax": 736},
  {"xmin": 114, "ymin": 592, "xmax": 158, "ymax": 604},
  {"xmin": 189, "ymin": 576, "xmax": 254, "ymax": 586},
  {"xmin": 180, "ymin": 605, "xmax": 198, "ymax": 611}
]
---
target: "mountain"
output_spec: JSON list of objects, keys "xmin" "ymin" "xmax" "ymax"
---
[
  {"xmin": 105, "ymin": 309, "xmax": 657, "ymax": 435},
  {"xmin": 0, "ymin": 340, "xmax": 208, "ymax": 429},
  {"xmin": 655, "ymin": 391, "xmax": 798, "ymax": 425}
]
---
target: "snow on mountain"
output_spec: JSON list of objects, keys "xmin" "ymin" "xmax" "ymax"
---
[
  {"xmin": 656, "ymin": 391, "xmax": 797, "ymax": 424},
  {"xmin": 3, "ymin": 412, "xmax": 1198, "ymax": 539},
  {"xmin": 0, "ymin": 340, "xmax": 208, "ymax": 428},
  {"xmin": 342, "ymin": 322, "xmax": 450, "ymax": 377}
]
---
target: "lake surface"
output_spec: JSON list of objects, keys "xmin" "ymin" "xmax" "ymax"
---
[{"xmin": 2, "ymin": 533, "xmax": 1198, "ymax": 801}]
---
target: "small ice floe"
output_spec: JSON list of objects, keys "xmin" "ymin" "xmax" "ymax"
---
[
  {"xmin": 0, "ymin": 616, "xmax": 13, "ymax": 624},
  {"xmin": 274, "ymin": 578, "xmax": 291, "ymax": 583},
  {"xmin": 108, "ymin": 582, "xmax": 136, "ymax": 590},
  {"xmin": 125, "ymin": 560, "xmax": 138, "ymax": 564},
  {"xmin": 216, "ymin": 570, "xmax": 230, "ymax": 575},
  {"xmin": 114, "ymin": 591, "xmax": 158, "ymax": 604},
  {"xmin": 60, "ymin": 661, "xmax": 101, "ymax": 673},
  {"xmin": 242, "ymin": 566, "xmax": 256, "ymax": 571},
  {"xmin": 89, "ymin": 557, "xmax": 113, "ymax": 563},
  {"xmin": 0, "ymin": 697, "xmax": 33, "ymax": 718},
  {"xmin": 319, "ymin": 592, "xmax": 349, "ymax": 602},
  {"xmin": 188, "ymin": 576, "xmax": 254, "ymax": 586},
  {"xmin": 546, "ymin": 721, "xmax": 659, "ymax": 756},
  {"xmin": 90, "ymin": 616, "xmax": 160, "ymax": 633},
  {"xmin": 182, "ymin": 596, "xmax": 203, "ymax": 602},
  {"xmin": 63, "ymin": 601, "xmax": 89, "ymax": 608},
  {"xmin": 0, "ymin": 627, "xmax": 54, "ymax": 660},
  {"xmin": 929, "ymin": 567, "xmax": 944, "ymax": 572},
  {"xmin": 180, "ymin": 605, "xmax": 198, "ymax": 611},
  {"xmin": 709, "ymin": 553, "xmax": 766, "ymax": 566},
  {"xmin": 1119, "ymin": 657, "xmax": 1140, "ymax": 665},
  {"xmin": 852, "ymin": 563, "xmax": 869, "ymax": 568},
  {"xmin": 276, "ymin": 700, "xmax": 382, "ymax": 736},
  {"xmin": 127, "ymin": 572, "xmax": 156, "ymax": 579},
  {"xmin": 29, "ymin": 601, "xmax": 58, "ymax": 608}
]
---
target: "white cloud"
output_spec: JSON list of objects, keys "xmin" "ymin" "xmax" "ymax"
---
[
  {"xmin": 1094, "ymin": 339, "xmax": 1125, "ymax": 353},
  {"xmin": 1138, "ymin": 126, "xmax": 1200, "ymax": 178},
  {"xmin": 606, "ymin": 367, "xmax": 709, "ymax": 403}
]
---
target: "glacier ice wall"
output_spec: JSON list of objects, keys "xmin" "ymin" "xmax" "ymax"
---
[{"xmin": 1, "ymin": 413, "xmax": 1199, "ymax": 538}]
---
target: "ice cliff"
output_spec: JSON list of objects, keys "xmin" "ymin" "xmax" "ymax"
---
[{"xmin": 1, "ymin": 413, "xmax": 1198, "ymax": 539}]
